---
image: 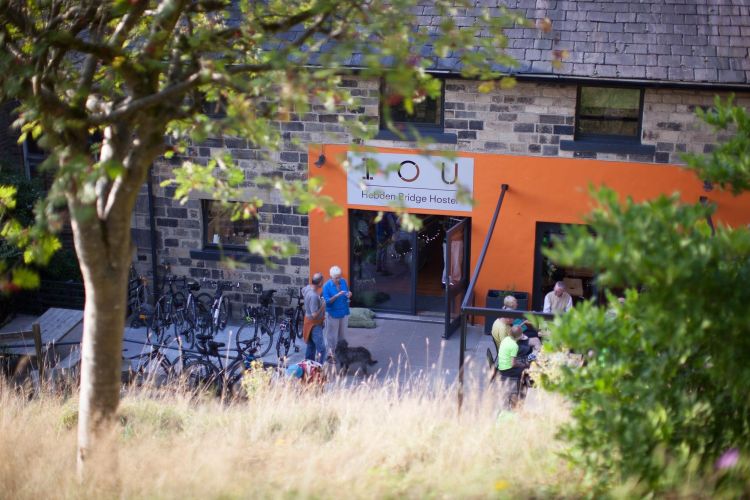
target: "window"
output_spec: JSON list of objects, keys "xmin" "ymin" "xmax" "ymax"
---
[
  {"xmin": 562, "ymin": 85, "xmax": 654, "ymax": 155},
  {"xmin": 379, "ymin": 79, "xmax": 444, "ymax": 132},
  {"xmin": 575, "ymin": 86, "xmax": 643, "ymax": 142},
  {"xmin": 23, "ymin": 137, "xmax": 46, "ymax": 177},
  {"xmin": 202, "ymin": 200, "xmax": 259, "ymax": 250}
]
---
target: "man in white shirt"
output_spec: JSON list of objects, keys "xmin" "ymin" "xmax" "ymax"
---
[{"xmin": 543, "ymin": 281, "xmax": 573, "ymax": 314}]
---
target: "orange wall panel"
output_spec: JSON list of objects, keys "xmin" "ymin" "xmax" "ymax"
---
[{"xmin": 310, "ymin": 145, "xmax": 750, "ymax": 316}]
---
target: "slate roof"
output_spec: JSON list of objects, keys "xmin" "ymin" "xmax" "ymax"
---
[
  {"xmin": 263, "ymin": 0, "xmax": 750, "ymax": 86},
  {"xmin": 414, "ymin": 0, "xmax": 750, "ymax": 86}
]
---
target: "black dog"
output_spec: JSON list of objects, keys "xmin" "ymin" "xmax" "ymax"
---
[{"xmin": 334, "ymin": 339, "xmax": 378, "ymax": 375}]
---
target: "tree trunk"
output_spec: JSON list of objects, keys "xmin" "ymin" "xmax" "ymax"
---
[
  {"xmin": 67, "ymin": 121, "xmax": 164, "ymax": 482},
  {"xmin": 71, "ymin": 209, "xmax": 132, "ymax": 482}
]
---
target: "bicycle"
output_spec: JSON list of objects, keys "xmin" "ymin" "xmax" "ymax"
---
[
  {"xmin": 181, "ymin": 333, "xmax": 261, "ymax": 398},
  {"xmin": 128, "ymin": 270, "xmax": 151, "ymax": 329},
  {"xmin": 151, "ymin": 274, "xmax": 188, "ymax": 343},
  {"xmin": 197, "ymin": 280, "xmax": 238, "ymax": 339},
  {"xmin": 235, "ymin": 288, "xmax": 278, "ymax": 358},
  {"xmin": 275, "ymin": 287, "xmax": 305, "ymax": 361},
  {"xmin": 128, "ymin": 270, "xmax": 183, "ymax": 344},
  {"xmin": 169, "ymin": 278, "xmax": 212, "ymax": 348},
  {"xmin": 124, "ymin": 342, "xmax": 174, "ymax": 387}
]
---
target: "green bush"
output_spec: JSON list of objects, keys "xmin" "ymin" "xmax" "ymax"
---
[
  {"xmin": 0, "ymin": 167, "xmax": 80, "ymax": 284},
  {"xmin": 542, "ymin": 98, "xmax": 750, "ymax": 497}
]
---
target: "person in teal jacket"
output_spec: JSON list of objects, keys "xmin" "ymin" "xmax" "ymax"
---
[{"xmin": 321, "ymin": 265, "xmax": 352, "ymax": 362}]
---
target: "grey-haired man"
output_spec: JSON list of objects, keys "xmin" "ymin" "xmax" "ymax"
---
[
  {"xmin": 302, "ymin": 273, "xmax": 326, "ymax": 363},
  {"xmin": 321, "ymin": 265, "xmax": 351, "ymax": 361}
]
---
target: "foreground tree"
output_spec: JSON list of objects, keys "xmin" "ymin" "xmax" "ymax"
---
[
  {"xmin": 544, "ymin": 98, "xmax": 750, "ymax": 496},
  {"xmin": 0, "ymin": 0, "xmax": 530, "ymax": 477}
]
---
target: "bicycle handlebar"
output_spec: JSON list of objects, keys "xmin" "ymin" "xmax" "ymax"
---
[
  {"xmin": 167, "ymin": 275, "xmax": 187, "ymax": 287},
  {"xmin": 288, "ymin": 287, "xmax": 304, "ymax": 304}
]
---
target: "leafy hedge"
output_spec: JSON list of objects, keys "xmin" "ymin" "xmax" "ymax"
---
[
  {"xmin": 541, "ymin": 98, "xmax": 750, "ymax": 497},
  {"xmin": 0, "ymin": 168, "xmax": 80, "ymax": 283}
]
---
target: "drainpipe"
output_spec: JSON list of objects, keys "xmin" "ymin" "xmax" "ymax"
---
[
  {"xmin": 147, "ymin": 164, "xmax": 159, "ymax": 304},
  {"xmin": 700, "ymin": 196, "xmax": 716, "ymax": 237}
]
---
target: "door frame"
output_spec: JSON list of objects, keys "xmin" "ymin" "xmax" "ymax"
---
[
  {"xmin": 531, "ymin": 222, "xmax": 564, "ymax": 311},
  {"xmin": 532, "ymin": 222, "xmax": 599, "ymax": 310},
  {"xmin": 348, "ymin": 209, "xmax": 418, "ymax": 314},
  {"xmin": 444, "ymin": 217, "xmax": 471, "ymax": 338}
]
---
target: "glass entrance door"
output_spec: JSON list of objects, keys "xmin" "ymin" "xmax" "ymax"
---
[
  {"xmin": 444, "ymin": 217, "xmax": 470, "ymax": 338},
  {"xmin": 349, "ymin": 210, "xmax": 416, "ymax": 313}
]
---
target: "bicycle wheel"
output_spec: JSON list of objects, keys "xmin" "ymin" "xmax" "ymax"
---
[
  {"xmin": 218, "ymin": 300, "xmax": 229, "ymax": 330},
  {"xmin": 181, "ymin": 358, "xmax": 220, "ymax": 395},
  {"xmin": 223, "ymin": 359, "xmax": 246, "ymax": 400},
  {"xmin": 172, "ymin": 291, "xmax": 186, "ymax": 309},
  {"xmin": 197, "ymin": 293, "xmax": 213, "ymax": 313},
  {"xmin": 293, "ymin": 307, "xmax": 304, "ymax": 343},
  {"xmin": 156, "ymin": 299, "xmax": 175, "ymax": 345},
  {"xmin": 171, "ymin": 309, "xmax": 194, "ymax": 349},
  {"xmin": 256, "ymin": 321, "xmax": 275, "ymax": 357},
  {"xmin": 267, "ymin": 307, "xmax": 278, "ymax": 334},
  {"xmin": 184, "ymin": 296, "xmax": 200, "ymax": 328},
  {"xmin": 147, "ymin": 302, "xmax": 163, "ymax": 344},
  {"xmin": 236, "ymin": 321, "xmax": 261, "ymax": 356},
  {"xmin": 133, "ymin": 354, "xmax": 173, "ymax": 387},
  {"xmin": 196, "ymin": 310, "xmax": 213, "ymax": 339},
  {"xmin": 156, "ymin": 296, "xmax": 173, "ymax": 329},
  {"xmin": 276, "ymin": 322, "xmax": 291, "ymax": 360}
]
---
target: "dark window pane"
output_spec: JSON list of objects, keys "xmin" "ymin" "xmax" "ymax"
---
[
  {"xmin": 577, "ymin": 118, "xmax": 639, "ymax": 137},
  {"xmin": 203, "ymin": 200, "xmax": 259, "ymax": 248},
  {"xmin": 382, "ymin": 83, "xmax": 442, "ymax": 128},
  {"xmin": 576, "ymin": 86, "xmax": 642, "ymax": 139},
  {"xmin": 349, "ymin": 209, "xmax": 414, "ymax": 313}
]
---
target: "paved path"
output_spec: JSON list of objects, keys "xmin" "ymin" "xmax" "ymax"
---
[{"xmin": 122, "ymin": 315, "xmax": 496, "ymax": 386}]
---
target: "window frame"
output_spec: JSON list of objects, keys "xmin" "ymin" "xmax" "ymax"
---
[
  {"xmin": 201, "ymin": 199, "xmax": 259, "ymax": 252},
  {"xmin": 574, "ymin": 84, "xmax": 645, "ymax": 144},
  {"xmin": 378, "ymin": 77, "xmax": 446, "ymax": 135}
]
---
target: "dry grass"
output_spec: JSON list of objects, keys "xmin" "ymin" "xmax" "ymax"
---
[{"xmin": 0, "ymin": 371, "xmax": 582, "ymax": 499}]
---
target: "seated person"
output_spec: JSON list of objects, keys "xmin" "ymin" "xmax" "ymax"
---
[
  {"xmin": 491, "ymin": 295, "xmax": 542, "ymax": 352},
  {"xmin": 491, "ymin": 295, "xmax": 521, "ymax": 349},
  {"xmin": 543, "ymin": 281, "xmax": 573, "ymax": 314},
  {"xmin": 491, "ymin": 317, "xmax": 511, "ymax": 351},
  {"xmin": 496, "ymin": 326, "xmax": 529, "ymax": 379}
]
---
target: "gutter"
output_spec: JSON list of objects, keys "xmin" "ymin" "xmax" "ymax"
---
[{"xmin": 280, "ymin": 63, "xmax": 750, "ymax": 93}]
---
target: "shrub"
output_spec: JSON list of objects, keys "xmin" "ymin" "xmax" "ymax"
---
[
  {"xmin": 0, "ymin": 167, "xmax": 80, "ymax": 284},
  {"xmin": 543, "ymin": 100, "xmax": 750, "ymax": 497}
]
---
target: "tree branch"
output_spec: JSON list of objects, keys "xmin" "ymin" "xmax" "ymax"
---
[
  {"xmin": 226, "ymin": 7, "xmax": 338, "ymax": 75},
  {"xmin": 31, "ymin": 77, "xmax": 80, "ymax": 120},
  {"xmin": 257, "ymin": 6, "xmax": 325, "ymax": 33},
  {"xmin": 102, "ymin": 122, "xmax": 165, "ymax": 221},
  {"xmin": 0, "ymin": 27, "xmax": 29, "ymax": 65},
  {"xmin": 109, "ymin": 1, "xmax": 148, "ymax": 48},
  {"xmin": 91, "ymin": 70, "xmax": 205, "ymax": 124},
  {"xmin": 77, "ymin": 7, "xmax": 110, "ymax": 107},
  {"xmin": 142, "ymin": 0, "xmax": 190, "ymax": 61}
]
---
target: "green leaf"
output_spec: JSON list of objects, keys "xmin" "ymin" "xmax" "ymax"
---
[{"xmin": 12, "ymin": 267, "xmax": 39, "ymax": 289}]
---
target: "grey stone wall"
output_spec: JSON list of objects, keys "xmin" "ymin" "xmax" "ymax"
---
[
  {"xmin": 131, "ymin": 77, "xmax": 749, "ymax": 314},
  {"xmin": 437, "ymin": 80, "xmax": 749, "ymax": 164}
]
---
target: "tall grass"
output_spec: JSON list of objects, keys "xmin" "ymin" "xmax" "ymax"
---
[{"xmin": 0, "ymin": 370, "xmax": 581, "ymax": 499}]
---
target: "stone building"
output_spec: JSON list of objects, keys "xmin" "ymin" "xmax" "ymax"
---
[{"xmin": 109, "ymin": 1, "xmax": 750, "ymax": 329}]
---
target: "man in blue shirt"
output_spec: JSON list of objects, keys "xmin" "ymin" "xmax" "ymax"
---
[{"xmin": 322, "ymin": 265, "xmax": 351, "ymax": 362}]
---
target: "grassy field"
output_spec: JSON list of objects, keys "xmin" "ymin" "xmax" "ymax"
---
[{"xmin": 0, "ymin": 372, "xmax": 582, "ymax": 499}]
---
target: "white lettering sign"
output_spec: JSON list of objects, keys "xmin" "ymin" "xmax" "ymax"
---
[{"xmin": 347, "ymin": 152, "xmax": 474, "ymax": 212}]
